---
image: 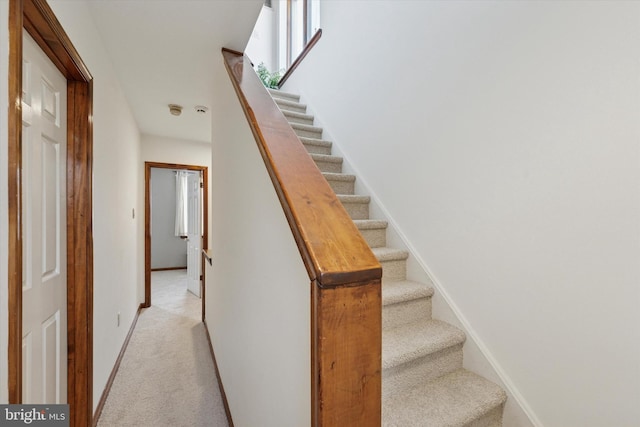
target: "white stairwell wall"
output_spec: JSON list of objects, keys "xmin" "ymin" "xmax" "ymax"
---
[
  {"xmin": 206, "ymin": 60, "xmax": 310, "ymax": 426},
  {"xmin": 280, "ymin": 1, "xmax": 640, "ymax": 426}
]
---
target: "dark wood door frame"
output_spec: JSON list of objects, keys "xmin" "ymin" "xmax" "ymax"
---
[
  {"xmin": 8, "ymin": 0, "xmax": 94, "ymax": 426},
  {"xmin": 144, "ymin": 162, "xmax": 209, "ymax": 321}
]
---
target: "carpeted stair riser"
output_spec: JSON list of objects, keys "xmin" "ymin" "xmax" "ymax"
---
[
  {"xmin": 268, "ymin": 88, "xmax": 300, "ymax": 102},
  {"xmin": 372, "ymin": 248, "xmax": 409, "ymax": 282},
  {"xmin": 382, "ymin": 369, "xmax": 506, "ymax": 427},
  {"xmin": 354, "ymin": 220, "xmax": 387, "ymax": 247},
  {"xmin": 311, "ymin": 154, "xmax": 343, "ymax": 174},
  {"xmin": 380, "ymin": 259, "xmax": 407, "ymax": 281},
  {"xmin": 283, "ymin": 110, "xmax": 315, "ymax": 125},
  {"xmin": 382, "ymin": 280, "xmax": 434, "ymax": 329},
  {"xmin": 467, "ymin": 406, "xmax": 505, "ymax": 427},
  {"xmin": 292, "ymin": 123, "xmax": 323, "ymax": 139},
  {"xmin": 383, "ymin": 295, "xmax": 432, "ymax": 329},
  {"xmin": 324, "ymin": 173, "xmax": 356, "ymax": 195},
  {"xmin": 274, "ymin": 98, "xmax": 307, "ymax": 113},
  {"xmin": 383, "ymin": 344, "xmax": 464, "ymax": 400},
  {"xmin": 337, "ymin": 195, "xmax": 370, "ymax": 220},
  {"xmin": 270, "ymin": 89, "xmax": 507, "ymax": 427},
  {"xmin": 383, "ymin": 319, "xmax": 466, "ymax": 400},
  {"xmin": 301, "ymin": 138, "xmax": 332, "ymax": 155}
]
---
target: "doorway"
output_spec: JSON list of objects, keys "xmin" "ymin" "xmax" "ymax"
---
[
  {"xmin": 8, "ymin": 0, "xmax": 94, "ymax": 425},
  {"xmin": 21, "ymin": 30, "xmax": 69, "ymax": 404},
  {"xmin": 144, "ymin": 162, "xmax": 208, "ymax": 320}
]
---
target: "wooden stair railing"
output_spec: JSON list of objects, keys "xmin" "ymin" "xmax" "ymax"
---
[
  {"xmin": 277, "ymin": 29, "xmax": 322, "ymax": 88},
  {"xmin": 222, "ymin": 48, "xmax": 382, "ymax": 426}
]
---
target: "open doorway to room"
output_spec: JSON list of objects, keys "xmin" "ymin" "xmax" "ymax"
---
[{"xmin": 144, "ymin": 162, "xmax": 208, "ymax": 321}]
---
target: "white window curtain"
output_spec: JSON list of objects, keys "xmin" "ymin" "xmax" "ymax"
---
[{"xmin": 175, "ymin": 171, "xmax": 189, "ymax": 236}]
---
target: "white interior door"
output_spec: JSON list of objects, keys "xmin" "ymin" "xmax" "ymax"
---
[
  {"xmin": 186, "ymin": 172, "xmax": 202, "ymax": 297},
  {"xmin": 21, "ymin": 31, "xmax": 68, "ymax": 404}
]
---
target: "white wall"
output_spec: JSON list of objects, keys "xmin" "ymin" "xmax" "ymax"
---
[
  {"xmin": 0, "ymin": 0, "xmax": 10, "ymax": 403},
  {"xmin": 207, "ymin": 59, "xmax": 310, "ymax": 426},
  {"xmin": 47, "ymin": 1, "xmax": 144, "ymax": 411},
  {"xmin": 150, "ymin": 168, "xmax": 187, "ymax": 269},
  {"xmin": 281, "ymin": 1, "xmax": 640, "ymax": 426},
  {"xmin": 141, "ymin": 133, "xmax": 212, "ymax": 168},
  {"xmin": 245, "ymin": 4, "xmax": 277, "ymax": 72}
]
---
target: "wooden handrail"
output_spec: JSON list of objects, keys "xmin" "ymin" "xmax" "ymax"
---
[
  {"xmin": 277, "ymin": 29, "xmax": 322, "ymax": 89},
  {"xmin": 222, "ymin": 48, "xmax": 382, "ymax": 426},
  {"xmin": 222, "ymin": 47, "xmax": 379, "ymax": 288}
]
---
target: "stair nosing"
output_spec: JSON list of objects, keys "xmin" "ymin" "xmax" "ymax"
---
[
  {"xmin": 282, "ymin": 109, "xmax": 312, "ymax": 118},
  {"xmin": 274, "ymin": 98, "xmax": 307, "ymax": 109},
  {"xmin": 371, "ymin": 246, "xmax": 409, "ymax": 262},
  {"xmin": 382, "ymin": 279, "xmax": 434, "ymax": 306},
  {"xmin": 383, "ymin": 369, "xmax": 507, "ymax": 426},
  {"xmin": 323, "ymin": 172, "xmax": 356, "ymax": 182},
  {"xmin": 353, "ymin": 219, "xmax": 387, "ymax": 229},
  {"xmin": 268, "ymin": 88, "xmax": 300, "ymax": 100},
  {"xmin": 337, "ymin": 194, "xmax": 370, "ymax": 203},
  {"xmin": 300, "ymin": 137, "xmax": 332, "ymax": 147},
  {"xmin": 383, "ymin": 319, "xmax": 466, "ymax": 369},
  {"xmin": 310, "ymin": 153, "xmax": 343, "ymax": 164},
  {"xmin": 292, "ymin": 122, "xmax": 322, "ymax": 133}
]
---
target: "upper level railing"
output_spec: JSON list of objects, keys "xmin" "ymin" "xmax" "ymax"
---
[
  {"xmin": 277, "ymin": 29, "xmax": 322, "ymax": 89},
  {"xmin": 222, "ymin": 48, "xmax": 382, "ymax": 426}
]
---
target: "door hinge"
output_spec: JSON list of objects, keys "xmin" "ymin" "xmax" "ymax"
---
[
  {"xmin": 200, "ymin": 274, "xmax": 203, "ymax": 281},
  {"xmin": 200, "ymin": 182, "xmax": 203, "ymax": 188}
]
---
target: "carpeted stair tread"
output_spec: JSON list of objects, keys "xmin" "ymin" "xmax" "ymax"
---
[
  {"xmin": 292, "ymin": 122, "xmax": 323, "ymax": 134},
  {"xmin": 323, "ymin": 172, "xmax": 356, "ymax": 194},
  {"xmin": 372, "ymin": 246, "xmax": 409, "ymax": 262},
  {"xmin": 300, "ymin": 137, "xmax": 332, "ymax": 155},
  {"xmin": 337, "ymin": 194, "xmax": 370, "ymax": 203},
  {"xmin": 354, "ymin": 219, "xmax": 388, "ymax": 230},
  {"xmin": 383, "ymin": 369, "xmax": 507, "ymax": 427},
  {"xmin": 274, "ymin": 98, "xmax": 307, "ymax": 113},
  {"xmin": 268, "ymin": 88, "xmax": 300, "ymax": 101},
  {"xmin": 282, "ymin": 109, "xmax": 314, "ymax": 125},
  {"xmin": 383, "ymin": 279, "xmax": 434, "ymax": 306},
  {"xmin": 323, "ymin": 172, "xmax": 356, "ymax": 183},
  {"xmin": 300, "ymin": 137, "xmax": 332, "ymax": 149},
  {"xmin": 310, "ymin": 153, "xmax": 343, "ymax": 164},
  {"xmin": 383, "ymin": 319, "xmax": 465, "ymax": 369}
]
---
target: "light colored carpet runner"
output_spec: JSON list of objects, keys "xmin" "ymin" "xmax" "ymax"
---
[
  {"xmin": 270, "ymin": 88, "xmax": 507, "ymax": 427},
  {"xmin": 96, "ymin": 270, "xmax": 228, "ymax": 427}
]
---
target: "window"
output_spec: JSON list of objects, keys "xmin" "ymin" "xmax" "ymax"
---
[{"xmin": 281, "ymin": 0, "xmax": 320, "ymax": 69}]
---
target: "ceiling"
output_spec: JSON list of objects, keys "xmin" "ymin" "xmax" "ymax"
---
[{"xmin": 87, "ymin": 1, "xmax": 264, "ymax": 143}]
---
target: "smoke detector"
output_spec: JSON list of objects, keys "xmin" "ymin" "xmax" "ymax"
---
[
  {"xmin": 195, "ymin": 105, "xmax": 209, "ymax": 114},
  {"xmin": 168, "ymin": 104, "xmax": 183, "ymax": 116}
]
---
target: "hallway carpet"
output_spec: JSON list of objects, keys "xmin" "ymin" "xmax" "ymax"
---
[{"xmin": 96, "ymin": 270, "xmax": 229, "ymax": 427}]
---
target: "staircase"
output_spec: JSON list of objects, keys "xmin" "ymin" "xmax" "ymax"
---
[{"xmin": 270, "ymin": 88, "xmax": 508, "ymax": 427}]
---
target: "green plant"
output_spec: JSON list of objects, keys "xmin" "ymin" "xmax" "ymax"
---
[{"xmin": 256, "ymin": 63, "xmax": 282, "ymax": 89}]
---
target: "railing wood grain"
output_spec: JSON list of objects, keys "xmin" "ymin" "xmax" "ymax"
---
[
  {"xmin": 278, "ymin": 29, "xmax": 322, "ymax": 89},
  {"xmin": 222, "ymin": 48, "xmax": 382, "ymax": 426}
]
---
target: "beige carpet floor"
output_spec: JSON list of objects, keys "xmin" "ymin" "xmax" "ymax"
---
[{"xmin": 96, "ymin": 270, "xmax": 228, "ymax": 427}]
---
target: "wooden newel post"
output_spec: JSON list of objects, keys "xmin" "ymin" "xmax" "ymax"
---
[{"xmin": 312, "ymin": 279, "xmax": 382, "ymax": 426}]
